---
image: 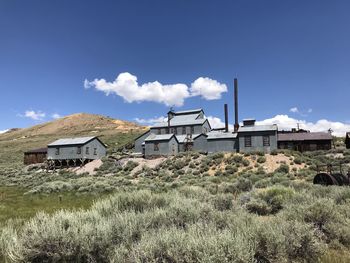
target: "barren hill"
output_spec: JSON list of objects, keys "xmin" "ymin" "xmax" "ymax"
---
[{"xmin": 0, "ymin": 113, "xmax": 147, "ymax": 166}]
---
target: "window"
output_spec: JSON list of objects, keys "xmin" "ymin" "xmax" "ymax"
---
[
  {"xmin": 157, "ymin": 129, "xmax": 161, "ymax": 135},
  {"xmin": 263, "ymin": 136, "xmax": 270, "ymax": 146},
  {"xmin": 154, "ymin": 143, "xmax": 159, "ymax": 151},
  {"xmin": 94, "ymin": 148, "xmax": 97, "ymax": 155},
  {"xmin": 191, "ymin": 126, "xmax": 194, "ymax": 134},
  {"xmin": 182, "ymin": 127, "xmax": 186, "ymax": 134},
  {"xmin": 77, "ymin": 147, "xmax": 81, "ymax": 154},
  {"xmin": 244, "ymin": 136, "xmax": 252, "ymax": 147},
  {"xmin": 55, "ymin": 148, "xmax": 60, "ymax": 155},
  {"xmin": 166, "ymin": 128, "xmax": 169, "ymax": 134},
  {"xmin": 86, "ymin": 147, "xmax": 89, "ymax": 154},
  {"xmin": 171, "ymin": 128, "xmax": 177, "ymax": 135}
]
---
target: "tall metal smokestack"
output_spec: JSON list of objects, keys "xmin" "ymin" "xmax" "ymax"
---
[
  {"xmin": 224, "ymin": 104, "xmax": 228, "ymax": 132},
  {"xmin": 234, "ymin": 78, "xmax": 239, "ymax": 132}
]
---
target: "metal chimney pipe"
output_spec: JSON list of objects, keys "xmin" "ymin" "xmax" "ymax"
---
[
  {"xmin": 234, "ymin": 78, "xmax": 239, "ymax": 132},
  {"xmin": 224, "ymin": 104, "xmax": 228, "ymax": 132}
]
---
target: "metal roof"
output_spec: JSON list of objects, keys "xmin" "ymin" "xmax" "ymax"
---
[
  {"xmin": 176, "ymin": 134, "xmax": 203, "ymax": 143},
  {"xmin": 48, "ymin": 136, "xmax": 97, "ymax": 146},
  {"xmin": 207, "ymin": 131, "xmax": 237, "ymax": 140},
  {"xmin": 153, "ymin": 115, "xmax": 206, "ymax": 127},
  {"xmin": 278, "ymin": 132, "xmax": 333, "ymax": 141},
  {"xmin": 238, "ymin": 125, "xmax": 277, "ymax": 132},
  {"xmin": 172, "ymin": 109, "xmax": 203, "ymax": 115},
  {"xmin": 144, "ymin": 134, "xmax": 175, "ymax": 142},
  {"xmin": 24, "ymin": 147, "xmax": 48, "ymax": 154}
]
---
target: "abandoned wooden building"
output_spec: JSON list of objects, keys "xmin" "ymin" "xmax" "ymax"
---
[
  {"xmin": 346, "ymin": 133, "xmax": 350, "ymax": 149},
  {"xmin": 47, "ymin": 136, "xmax": 107, "ymax": 166},
  {"xmin": 277, "ymin": 132, "xmax": 333, "ymax": 152},
  {"xmin": 24, "ymin": 147, "xmax": 47, "ymax": 165}
]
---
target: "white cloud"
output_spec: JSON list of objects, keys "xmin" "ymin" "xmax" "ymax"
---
[
  {"xmin": 19, "ymin": 110, "xmax": 46, "ymax": 121},
  {"xmin": 190, "ymin": 77, "xmax": 227, "ymax": 100},
  {"xmin": 289, "ymin": 107, "xmax": 299, "ymax": 113},
  {"xmin": 85, "ymin": 72, "xmax": 227, "ymax": 107},
  {"xmin": 51, "ymin": 113, "xmax": 61, "ymax": 119},
  {"xmin": 134, "ymin": 116, "xmax": 167, "ymax": 125},
  {"xmin": 289, "ymin": 106, "xmax": 313, "ymax": 117},
  {"xmin": 207, "ymin": 116, "xmax": 234, "ymax": 130},
  {"xmin": 206, "ymin": 114, "xmax": 349, "ymax": 136},
  {"xmin": 0, "ymin": 129, "xmax": 9, "ymax": 134},
  {"xmin": 256, "ymin": 115, "xmax": 350, "ymax": 137}
]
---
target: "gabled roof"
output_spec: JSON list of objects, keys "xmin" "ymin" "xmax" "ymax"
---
[
  {"xmin": 175, "ymin": 134, "xmax": 204, "ymax": 143},
  {"xmin": 278, "ymin": 132, "xmax": 333, "ymax": 142},
  {"xmin": 144, "ymin": 133, "xmax": 178, "ymax": 143},
  {"xmin": 172, "ymin": 109, "xmax": 203, "ymax": 115},
  {"xmin": 153, "ymin": 109, "xmax": 207, "ymax": 128},
  {"xmin": 48, "ymin": 136, "xmax": 106, "ymax": 147},
  {"xmin": 238, "ymin": 125, "xmax": 278, "ymax": 133},
  {"xmin": 207, "ymin": 131, "xmax": 237, "ymax": 140}
]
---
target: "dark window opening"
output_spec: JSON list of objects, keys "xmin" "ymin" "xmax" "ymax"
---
[
  {"xmin": 263, "ymin": 136, "xmax": 270, "ymax": 146},
  {"xmin": 191, "ymin": 126, "xmax": 194, "ymax": 134},
  {"xmin": 94, "ymin": 148, "xmax": 97, "ymax": 155},
  {"xmin": 182, "ymin": 127, "xmax": 186, "ymax": 134},
  {"xmin": 55, "ymin": 148, "xmax": 59, "ymax": 155},
  {"xmin": 77, "ymin": 147, "xmax": 81, "ymax": 154},
  {"xmin": 154, "ymin": 143, "xmax": 159, "ymax": 151},
  {"xmin": 244, "ymin": 136, "xmax": 252, "ymax": 147},
  {"xmin": 86, "ymin": 147, "xmax": 89, "ymax": 154},
  {"xmin": 157, "ymin": 129, "xmax": 161, "ymax": 135},
  {"xmin": 166, "ymin": 128, "xmax": 169, "ymax": 134}
]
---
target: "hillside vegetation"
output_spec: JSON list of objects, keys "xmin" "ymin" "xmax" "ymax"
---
[{"xmin": 0, "ymin": 113, "xmax": 146, "ymax": 166}]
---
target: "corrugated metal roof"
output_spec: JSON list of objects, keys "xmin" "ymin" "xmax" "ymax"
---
[
  {"xmin": 207, "ymin": 131, "xmax": 237, "ymax": 140},
  {"xmin": 176, "ymin": 134, "xmax": 202, "ymax": 143},
  {"xmin": 278, "ymin": 132, "xmax": 333, "ymax": 141},
  {"xmin": 48, "ymin": 136, "xmax": 96, "ymax": 146},
  {"xmin": 173, "ymin": 109, "xmax": 203, "ymax": 115},
  {"xmin": 238, "ymin": 125, "xmax": 277, "ymax": 132},
  {"xmin": 153, "ymin": 115, "xmax": 206, "ymax": 127},
  {"xmin": 144, "ymin": 134, "xmax": 175, "ymax": 142}
]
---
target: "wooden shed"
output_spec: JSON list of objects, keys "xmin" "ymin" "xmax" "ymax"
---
[
  {"xmin": 24, "ymin": 148, "xmax": 47, "ymax": 165},
  {"xmin": 278, "ymin": 132, "xmax": 333, "ymax": 152}
]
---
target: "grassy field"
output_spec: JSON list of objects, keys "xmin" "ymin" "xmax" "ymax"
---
[{"xmin": 0, "ymin": 186, "xmax": 109, "ymax": 228}]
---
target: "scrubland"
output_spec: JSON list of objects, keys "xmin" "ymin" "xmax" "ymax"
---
[{"xmin": 1, "ymin": 147, "xmax": 350, "ymax": 262}]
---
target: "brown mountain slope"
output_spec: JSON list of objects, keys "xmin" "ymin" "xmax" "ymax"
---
[{"xmin": 0, "ymin": 113, "xmax": 147, "ymax": 166}]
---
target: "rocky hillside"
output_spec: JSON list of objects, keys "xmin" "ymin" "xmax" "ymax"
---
[{"xmin": 0, "ymin": 113, "xmax": 147, "ymax": 166}]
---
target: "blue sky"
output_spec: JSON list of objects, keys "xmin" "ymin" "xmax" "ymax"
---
[{"xmin": 1, "ymin": 0, "xmax": 350, "ymax": 135}]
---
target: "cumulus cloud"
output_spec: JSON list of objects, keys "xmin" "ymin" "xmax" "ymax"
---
[
  {"xmin": 0, "ymin": 129, "xmax": 9, "ymax": 134},
  {"xmin": 190, "ymin": 77, "xmax": 227, "ymax": 100},
  {"xmin": 18, "ymin": 110, "xmax": 46, "ymax": 121},
  {"xmin": 256, "ymin": 115, "xmax": 350, "ymax": 137},
  {"xmin": 289, "ymin": 106, "xmax": 313, "ymax": 117},
  {"xmin": 51, "ymin": 113, "xmax": 61, "ymax": 119},
  {"xmin": 207, "ymin": 116, "xmax": 234, "ymax": 130},
  {"xmin": 85, "ymin": 72, "xmax": 227, "ymax": 107},
  {"xmin": 134, "ymin": 116, "xmax": 167, "ymax": 125},
  {"xmin": 206, "ymin": 114, "xmax": 349, "ymax": 136},
  {"xmin": 289, "ymin": 107, "xmax": 299, "ymax": 113}
]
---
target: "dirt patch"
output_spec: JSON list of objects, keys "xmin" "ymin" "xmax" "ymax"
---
[
  {"xmin": 72, "ymin": 159, "xmax": 103, "ymax": 175},
  {"xmin": 120, "ymin": 157, "xmax": 167, "ymax": 175}
]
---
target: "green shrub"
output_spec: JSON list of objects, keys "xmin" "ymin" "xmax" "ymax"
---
[
  {"xmin": 275, "ymin": 164, "xmax": 290, "ymax": 174},
  {"xmin": 257, "ymin": 156, "xmax": 266, "ymax": 164}
]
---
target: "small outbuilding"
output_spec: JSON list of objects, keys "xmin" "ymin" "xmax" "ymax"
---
[
  {"xmin": 24, "ymin": 147, "xmax": 47, "ymax": 165},
  {"xmin": 47, "ymin": 136, "xmax": 107, "ymax": 166},
  {"xmin": 278, "ymin": 132, "xmax": 333, "ymax": 152},
  {"xmin": 237, "ymin": 120, "xmax": 278, "ymax": 153},
  {"xmin": 207, "ymin": 132, "xmax": 237, "ymax": 153},
  {"xmin": 346, "ymin": 133, "xmax": 350, "ymax": 149},
  {"xmin": 144, "ymin": 134, "xmax": 179, "ymax": 157}
]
